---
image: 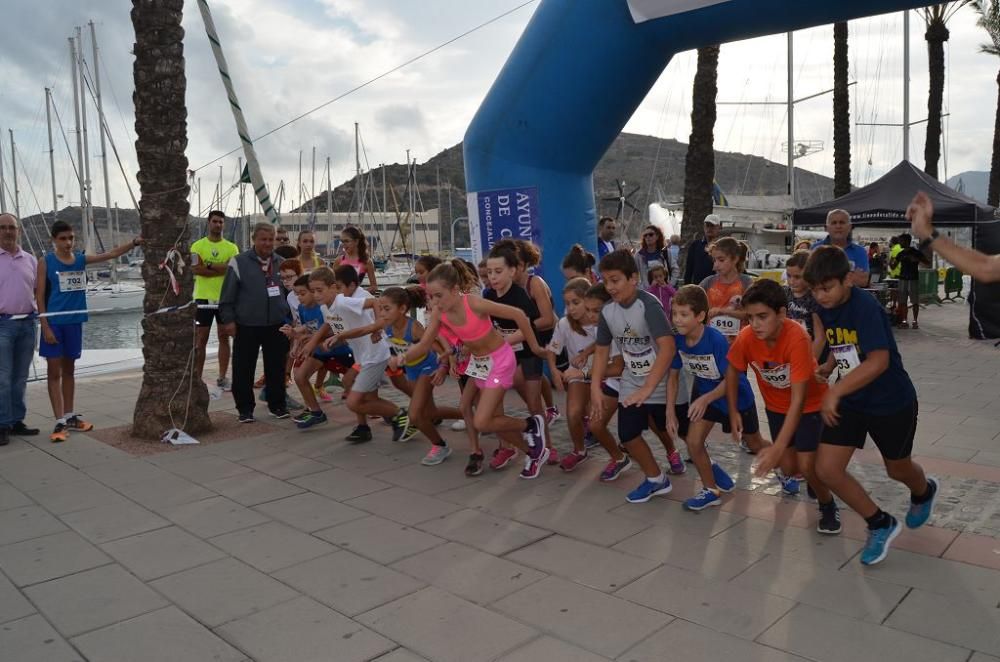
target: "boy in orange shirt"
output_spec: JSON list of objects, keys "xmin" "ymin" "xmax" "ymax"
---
[{"xmin": 726, "ymin": 279, "xmax": 841, "ymax": 534}]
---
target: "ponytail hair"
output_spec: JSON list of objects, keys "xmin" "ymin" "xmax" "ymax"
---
[
  {"xmin": 561, "ymin": 244, "xmax": 596, "ymax": 275},
  {"xmin": 428, "ymin": 258, "xmax": 478, "ymax": 292},
  {"xmin": 515, "ymin": 239, "xmax": 542, "ymax": 268},
  {"xmin": 709, "ymin": 236, "xmax": 748, "ymax": 272},
  {"xmin": 341, "ymin": 226, "xmax": 369, "ymax": 262},
  {"xmin": 381, "ymin": 286, "xmax": 427, "ymax": 311}
]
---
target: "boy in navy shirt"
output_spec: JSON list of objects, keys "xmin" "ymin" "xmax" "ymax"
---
[
  {"xmin": 805, "ymin": 246, "xmax": 937, "ymax": 566},
  {"xmin": 667, "ymin": 285, "xmax": 767, "ymax": 511}
]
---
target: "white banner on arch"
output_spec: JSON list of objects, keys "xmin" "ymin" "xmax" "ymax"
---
[{"xmin": 627, "ymin": 0, "xmax": 732, "ymax": 24}]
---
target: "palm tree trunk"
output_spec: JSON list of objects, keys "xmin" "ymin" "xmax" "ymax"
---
[
  {"xmin": 681, "ymin": 45, "xmax": 720, "ymax": 244},
  {"xmin": 833, "ymin": 22, "xmax": 852, "ymax": 197},
  {"xmin": 131, "ymin": 0, "xmax": 211, "ymax": 439},
  {"xmin": 989, "ymin": 69, "xmax": 1000, "ymax": 207},
  {"xmin": 924, "ymin": 18, "xmax": 949, "ymax": 179}
]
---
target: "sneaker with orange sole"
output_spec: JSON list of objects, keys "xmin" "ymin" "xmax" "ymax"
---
[
  {"xmin": 66, "ymin": 415, "xmax": 94, "ymax": 432},
  {"xmin": 50, "ymin": 422, "xmax": 68, "ymax": 443}
]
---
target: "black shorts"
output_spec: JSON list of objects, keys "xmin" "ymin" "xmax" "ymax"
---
[
  {"xmin": 674, "ymin": 402, "xmax": 690, "ymax": 440},
  {"xmin": 518, "ymin": 355, "xmax": 544, "ymax": 381},
  {"xmin": 617, "ymin": 402, "xmax": 667, "ymax": 443},
  {"xmin": 194, "ymin": 300, "xmax": 221, "ymax": 327},
  {"xmin": 702, "ymin": 403, "xmax": 760, "ymax": 435},
  {"xmin": 600, "ymin": 382, "xmax": 619, "ymax": 399},
  {"xmin": 821, "ymin": 400, "xmax": 918, "ymax": 461},
  {"xmin": 766, "ymin": 409, "xmax": 822, "ymax": 453}
]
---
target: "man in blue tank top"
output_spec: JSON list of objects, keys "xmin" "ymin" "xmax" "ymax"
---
[{"xmin": 36, "ymin": 221, "xmax": 144, "ymax": 443}]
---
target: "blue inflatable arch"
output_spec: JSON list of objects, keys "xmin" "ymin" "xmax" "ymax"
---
[{"xmin": 464, "ymin": 0, "xmax": 935, "ymax": 287}]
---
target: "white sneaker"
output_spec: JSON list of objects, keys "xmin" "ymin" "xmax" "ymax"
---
[{"xmin": 450, "ymin": 420, "xmax": 467, "ymax": 431}]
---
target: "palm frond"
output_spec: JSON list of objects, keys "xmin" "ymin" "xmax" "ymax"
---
[{"xmin": 975, "ymin": 0, "xmax": 1000, "ymax": 55}]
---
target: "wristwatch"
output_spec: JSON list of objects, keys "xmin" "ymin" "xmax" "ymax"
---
[{"xmin": 918, "ymin": 229, "xmax": 940, "ymax": 251}]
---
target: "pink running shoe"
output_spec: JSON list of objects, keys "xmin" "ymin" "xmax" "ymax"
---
[
  {"xmin": 490, "ymin": 447, "xmax": 517, "ymax": 470},
  {"xmin": 560, "ymin": 451, "xmax": 589, "ymax": 472},
  {"xmin": 314, "ymin": 387, "xmax": 333, "ymax": 403},
  {"xmin": 545, "ymin": 406, "xmax": 561, "ymax": 423},
  {"xmin": 520, "ymin": 447, "xmax": 551, "ymax": 479},
  {"xmin": 546, "ymin": 446, "xmax": 560, "ymax": 466},
  {"xmin": 667, "ymin": 450, "xmax": 686, "ymax": 475}
]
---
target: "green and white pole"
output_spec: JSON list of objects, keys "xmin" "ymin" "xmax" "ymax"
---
[{"xmin": 196, "ymin": 0, "xmax": 279, "ymax": 224}]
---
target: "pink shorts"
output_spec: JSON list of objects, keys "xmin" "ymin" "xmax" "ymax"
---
[{"xmin": 465, "ymin": 342, "xmax": 516, "ymax": 390}]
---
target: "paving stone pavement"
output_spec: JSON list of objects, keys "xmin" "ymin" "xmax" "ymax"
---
[{"xmin": 2, "ymin": 305, "xmax": 1000, "ymax": 661}]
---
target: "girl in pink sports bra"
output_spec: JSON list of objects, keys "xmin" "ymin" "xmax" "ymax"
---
[
  {"xmin": 334, "ymin": 226, "xmax": 378, "ymax": 292},
  {"xmin": 392, "ymin": 259, "xmax": 552, "ymax": 477}
]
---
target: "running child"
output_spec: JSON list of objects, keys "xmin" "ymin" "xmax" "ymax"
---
[
  {"xmin": 545, "ymin": 277, "xmax": 597, "ymax": 472},
  {"xmin": 804, "ymin": 245, "xmax": 936, "ymax": 565},
  {"xmin": 591, "ymin": 248, "xmax": 684, "ymax": 504},
  {"xmin": 699, "ymin": 237, "xmax": 753, "ymax": 341},
  {"xmin": 783, "ymin": 250, "xmax": 826, "ymax": 358},
  {"xmin": 666, "ymin": 285, "xmax": 767, "ymax": 510},
  {"xmin": 394, "ymin": 260, "xmax": 550, "ymax": 479},
  {"xmin": 303, "ymin": 266, "xmax": 410, "ymax": 443},
  {"xmin": 726, "ymin": 279, "xmax": 841, "ymax": 533},
  {"xmin": 483, "ymin": 241, "xmax": 549, "ymax": 470},
  {"xmin": 414, "ymin": 255, "xmax": 443, "ymax": 289},
  {"xmin": 380, "ymin": 286, "xmax": 463, "ymax": 466},
  {"xmin": 583, "ymin": 283, "xmax": 633, "ymax": 482},
  {"xmin": 36, "ymin": 221, "xmax": 144, "ymax": 442}
]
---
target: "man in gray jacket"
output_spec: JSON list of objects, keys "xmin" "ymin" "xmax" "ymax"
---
[{"xmin": 219, "ymin": 223, "xmax": 291, "ymax": 422}]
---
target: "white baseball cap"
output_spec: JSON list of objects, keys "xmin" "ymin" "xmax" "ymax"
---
[{"xmin": 703, "ymin": 214, "xmax": 721, "ymax": 226}]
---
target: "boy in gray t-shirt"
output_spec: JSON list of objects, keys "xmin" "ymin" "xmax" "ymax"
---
[{"xmin": 591, "ymin": 249, "xmax": 685, "ymax": 505}]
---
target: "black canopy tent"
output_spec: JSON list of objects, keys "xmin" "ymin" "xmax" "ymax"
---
[{"xmin": 792, "ymin": 161, "xmax": 1000, "ymax": 339}]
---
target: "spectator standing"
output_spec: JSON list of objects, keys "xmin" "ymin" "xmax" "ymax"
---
[
  {"xmin": 0, "ymin": 214, "xmax": 39, "ymax": 445},
  {"xmin": 190, "ymin": 210, "xmax": 240, "ymax": 389},
  {"xmin": 597, "ymin": 216, "xmax": 618, "ymax": 260},
  {"xmin": 634, "ymin": 224, "xmax": 675, "ymax": 287},
  {"xmin": 683, "ymin": 213, "xmax": 721, "ymax": 285},
  {"xmin": 811, "ymin": 209, "xmax": 869, "ymax": 286},
  {"xmin": 219, "ymin": 223, "xmax": 291, "ymax": 423}
]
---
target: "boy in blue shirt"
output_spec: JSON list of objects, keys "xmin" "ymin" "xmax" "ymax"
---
[
  {"xmin": 805, "ymin": 246, "xmax": 937, "ymax": 566},
  {"xmin": 36, "ymin": 221, "xmax": 143, "ymax": 443},
  {"xmin": 667, "ymin": 285, "xmax": 767, "ymax": 511}
]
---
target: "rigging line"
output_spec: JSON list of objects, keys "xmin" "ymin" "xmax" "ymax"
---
[
  {"xmin": 13, "ymin": 144, "xmax": 56, "ymax": 251},
  {"xmin": 190, "ymin": 0, "xmax": 539, "ymax": 174}
]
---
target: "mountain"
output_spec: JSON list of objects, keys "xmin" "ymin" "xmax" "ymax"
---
[
  {"xmin": 946, "ymin": 171, "xmax": 990, "ymax": 204},
  {"xmin": 294, "ymin": 131, "xmax": 836, "ymax": 221},
  {"xmin": 18, "ymin": 132, "xmax": 837, "ymax": 250}
]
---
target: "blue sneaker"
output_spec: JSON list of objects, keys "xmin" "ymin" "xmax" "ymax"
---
[
  {"xmin": 711, "ymin": 463, "xmax": 735, "ymax": 493},
  {"xmin": 860, "ymin": 516, "xmax": 901, "ymax": 566},
  {"xmin": 905, "ymin": 477, "xmax": 938, "ymax": 529},
  {"xmin": 296, "ymin": 411, "xmax": 328, "ymax": 430},
  {"xmin": 626, "ymin": 476, "xmax": 672, "ymax": 504},
  {"xmin": 777, "ymin": 473, "xmax": 800, "ymax": 496},
  {"xmin": 684, "ymin": 488, "xmax": 722, "ymax": 511}
]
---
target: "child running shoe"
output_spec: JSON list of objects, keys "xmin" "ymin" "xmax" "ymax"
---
[
  {"xmin": 345, "ymin": 425, "xmax": 372, "ymax": 444},
  {"xmin": 520, "ymin": 447, "xmax": 551, "ymax": 479},
  {"xmin": 817, "ymin": 501, "xmax": 842, "ymax": 534},
  {"xmin": 711, "ymin": 463, "xmax": 735, "ymax": 492},
  {"xmin": 390, "ymin": 409, "xmax": 410, "ymax": 442},
  {"xmin": 600, "ymin": 456, "xmax": 632, "ymax": 482},
  {"xmin": 546, "ymin": 447, "xmax": 560, "ymax": 466},
  {"xmin": 421, "ymin": 444, "xmax": 451, "ymax": 466},
  {"xmin": 559, "ymin": 451, "xmax": 589, "ymax": 473},
  {"xmin": 776, "ymin": 472, "xmax": 800, "ymax": 496},
  {"xmin": 684, "ymin": 488, "xmax": 721, "ymax": 511},
  {"xmin": 522, "ymin": 415, "xmax": 547, "ymax": 460},
  {"xmin": 451, "ymin": 420, "xmax": 467, "ymax": 432},
  {"xmin": 860, "ymin": 516, "xmax": 901, "ymax": 565},
  {"xmin": 545, "ymin": 406, "xmax": 561, "ymax": 423},
  {"xmin": 296, "ymin": 411, "xmax": 328, "ymax": 430},
  {"xmin": 292, "ymin": 411, "xmax": 312, "ymax": 424},
  {"xmin": 490, "ymin": 447, "xmax": 517, "ymax": 470},
  {"xmin": 667, "ymin": 450, "xmax": 686, "ymax": 475},
  {"xmin": 465, "ymin": 452, "xmax": 485, "ymax": 476},
  {"xmin": 738, "ymin": 439, "xmax": 757, "ymax": 455},
  {"xmin": 626, "ymin": 475, "xmax": 672, "ymax": 503},
  {"xmin": 314, "ymin": 386, "xmax": 333, "ymax": 403},
  {"xmin": 66, "ymin": 415, "xmax": 94, "ymax": 432},
  {"xmin": 905, "ymin": 477, "xmax": 938, "ymax": 529},
  {"xmin": 50, "ymin": 422, "xmax": 69, "ymax": 443}
]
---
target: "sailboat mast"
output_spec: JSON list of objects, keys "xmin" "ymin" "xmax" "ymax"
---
[
  {"xmin": 45, "ymin": 88, "xmax": 59, "ymax": 222},
  {"xmin": 238, "ymin": 156, "xmax": 245, "ymax": 222},
  {"xmin": 786, "ymin": 31, "xmax": 794, "ymax": 205},
  {"xmin": 354, "ymin": 123, "xmax": 361, "ymax": 226},
  {"xmin": 297, "ymin": 150, "xmax": 302, "ymax": 212},
  {"xmin": 76, "ymin": 26, "xmax": 95, "ymax": 253},
  {"xmin": 436, "ymin": 165, "xmax": 442, "ymax": 255},
  {"xmin": 69, "ymin": 36, "xmax": 91, "ymax": 253},
  {"xmin": 310, "ymin": 146, "xmax": 316, "ymax": 226},
  {"xmin": 91, "ymin": 21, "xmax": 116, "ymax": 278},
  {"xmin": 326, "ymin": 156, "xmax": 332, "ymax": 255},
  {"xmin": 9, "ymin": 131, "xmax": 20, "ymax": 220},
  {"xmin": 0, "ymin": 132, "xmax": 6, "ymax": 213},
  {"xmin": 381, "ymin": 163, "xmax": 387, "ymax": 256},
  {"xmin": 903, "ymin": 10, "xmax": 910, "ymax": 162}
]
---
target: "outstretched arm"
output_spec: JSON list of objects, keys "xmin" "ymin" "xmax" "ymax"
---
[{"xmin": 908, "ymin": 191, "xmax": 1000, "ymax": 283}]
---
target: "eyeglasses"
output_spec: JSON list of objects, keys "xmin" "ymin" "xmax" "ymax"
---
[{"xmin": 642, "ymin": 233, "xmax": 655, "ymax": 238}]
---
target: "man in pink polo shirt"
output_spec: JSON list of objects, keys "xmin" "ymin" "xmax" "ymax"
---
[{"xmin": 0, "ymin": 213, "xmax": 40, "ymax": 445}]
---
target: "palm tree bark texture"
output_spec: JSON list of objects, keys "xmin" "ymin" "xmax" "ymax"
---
[
  {"xmin": 681, "ymin": 45, "xmax": 721, "ymax": 248},
  {"xmin": 921, "ymin": 3, "xmax": 971, "ymax": 179},
  {"xmin": 131, "ymin": 0, "xmax": 211, "ymax": 438},
  {"xmin": 833, "ymin": 21, "xmax": 852, "ymax": 198},
  {"xmin": 975, "ymin": 0, "xmax": 1000, "ymax": 207}
]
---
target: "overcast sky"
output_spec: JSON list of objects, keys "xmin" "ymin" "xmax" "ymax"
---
[{"xmin": 1, "ymin": 0, "xmax": 997, "ymax": 222}]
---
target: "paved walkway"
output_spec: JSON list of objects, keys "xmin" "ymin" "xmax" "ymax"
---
[{"xmin": 2, "ymin": 304, "xmax": 1000, "ymax": 662}]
